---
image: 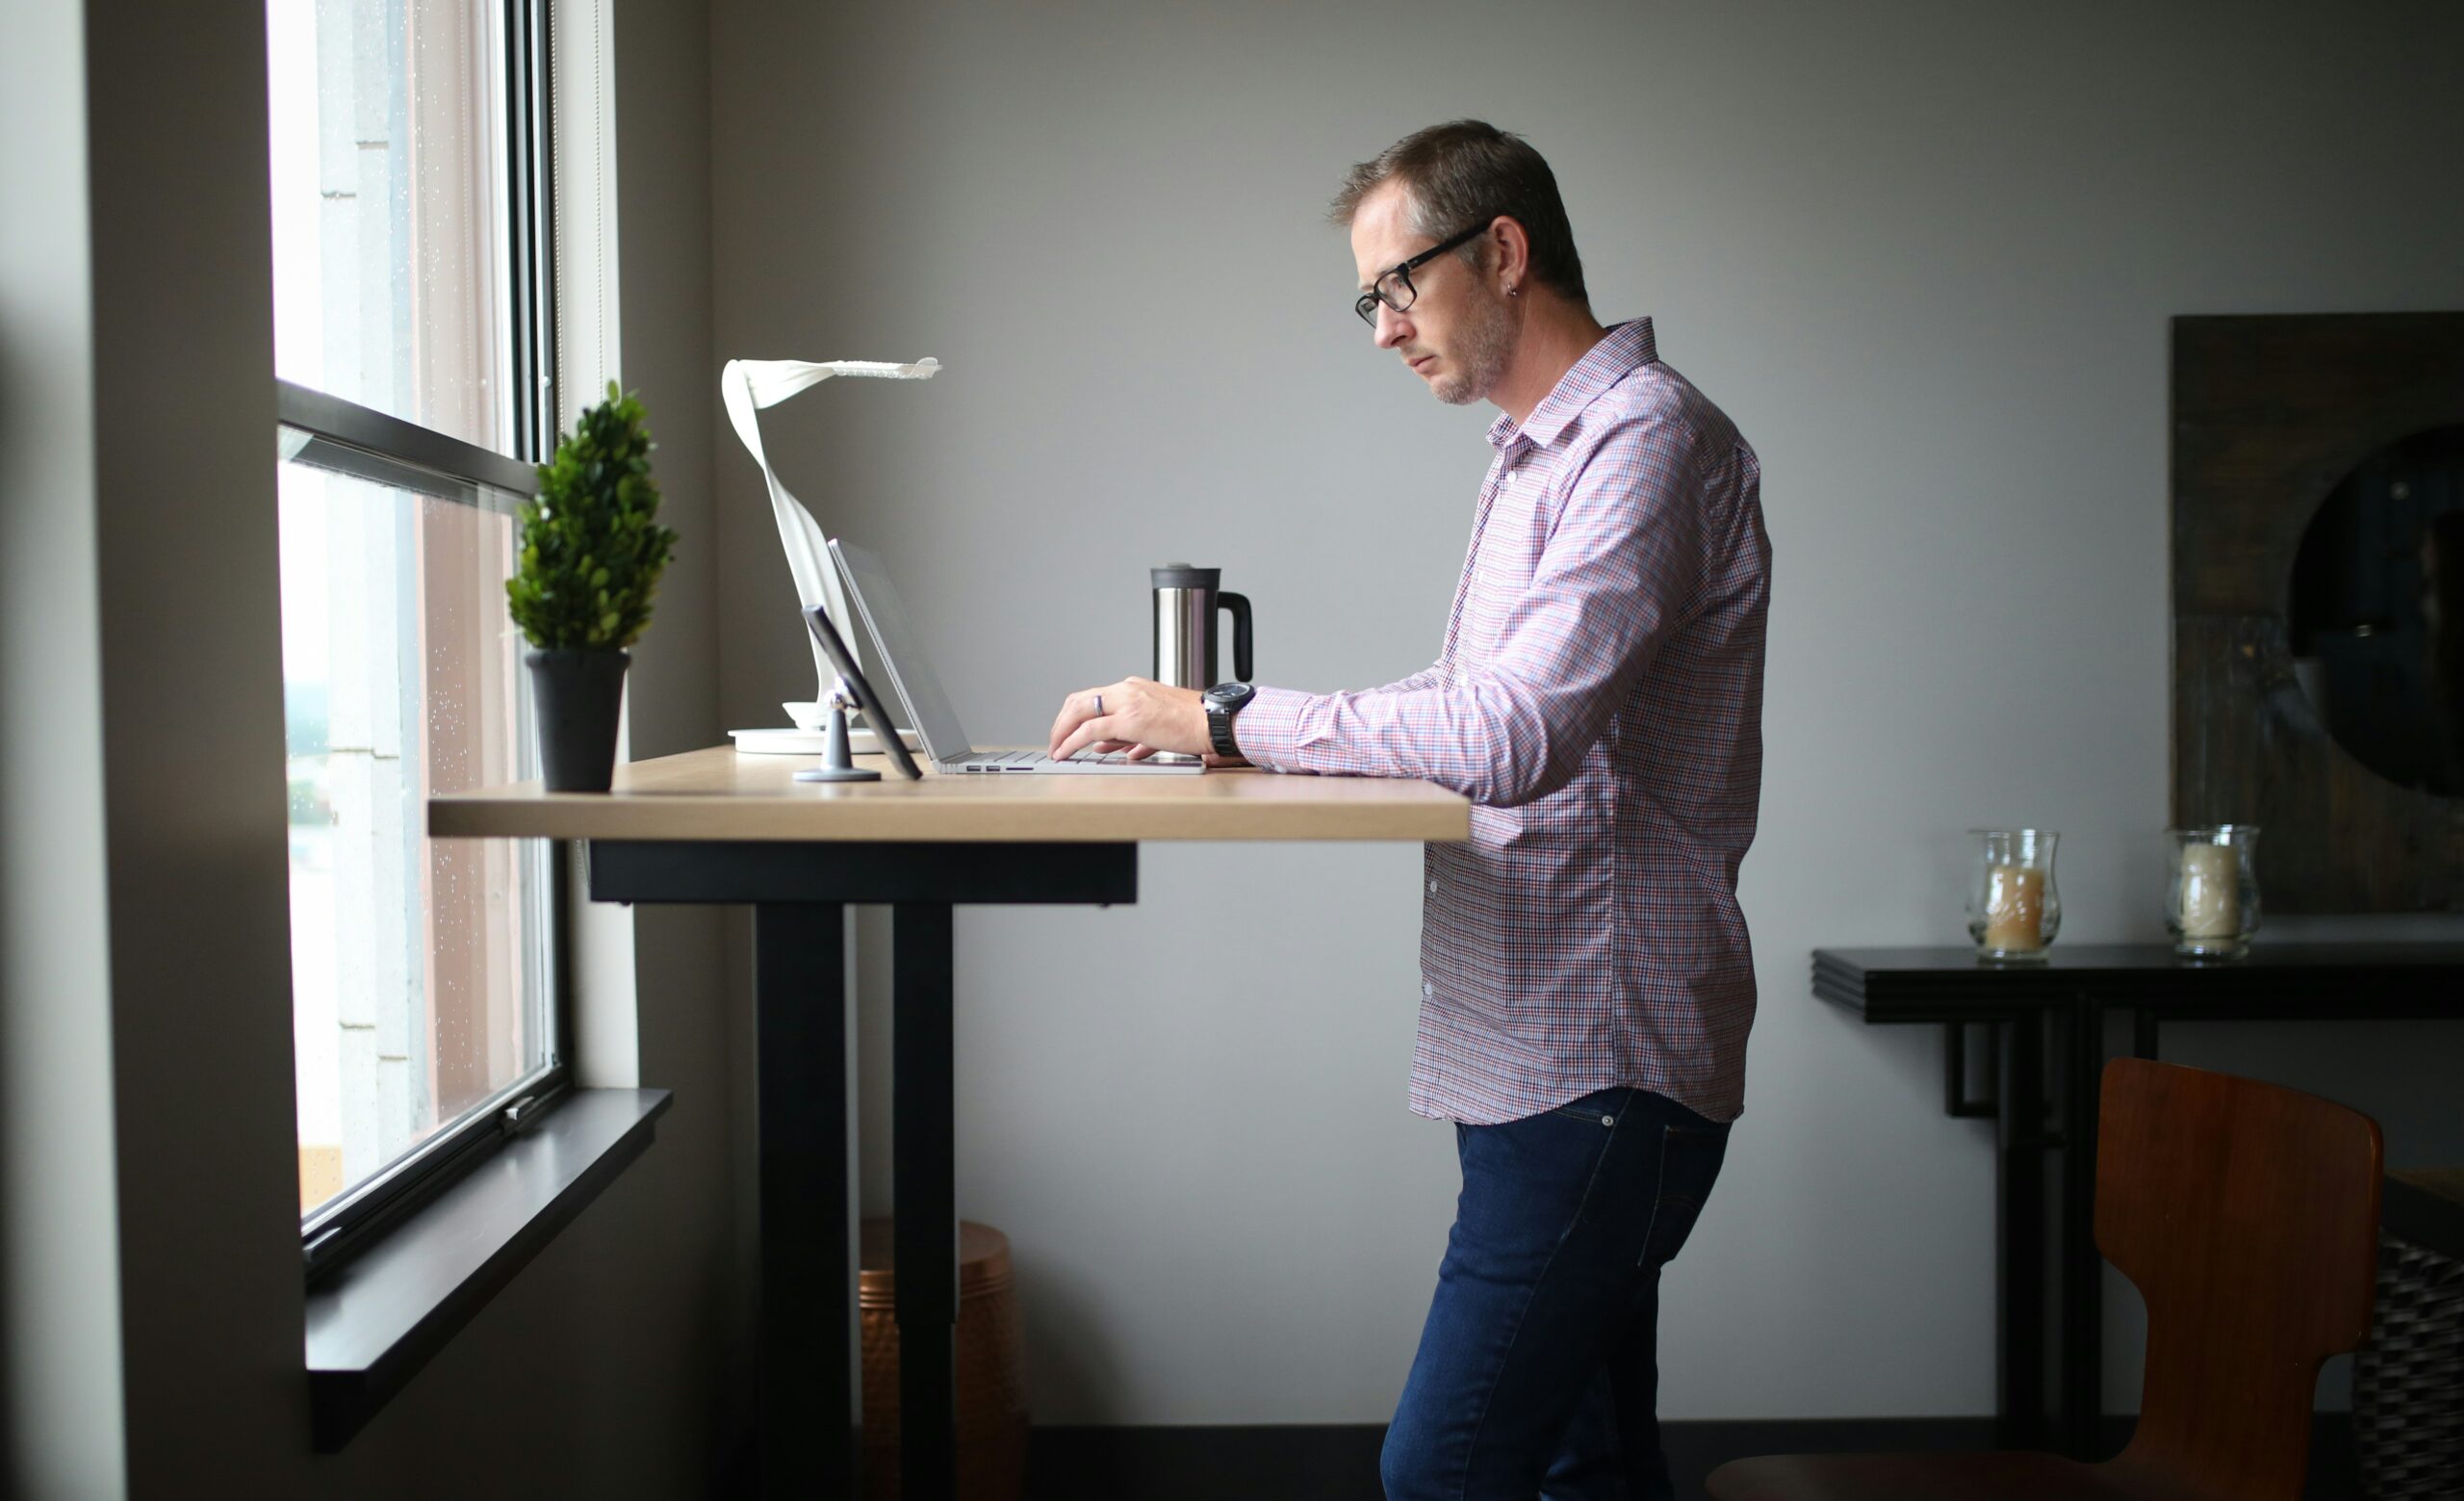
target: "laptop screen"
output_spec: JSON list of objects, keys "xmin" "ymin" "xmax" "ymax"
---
[{"xmin": 827, "ymin": 538, "xmax": 977, "ymax": 762}]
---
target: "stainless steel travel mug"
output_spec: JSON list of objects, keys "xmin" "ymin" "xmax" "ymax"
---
[{"xmin": 1151, "ymin": 564, "xmax": 1253, "ymax": 690}]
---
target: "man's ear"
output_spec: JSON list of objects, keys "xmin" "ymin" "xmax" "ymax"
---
[{"xmin": 1488, "ymin": 215, "xmax": 1532, "ymax": 293}]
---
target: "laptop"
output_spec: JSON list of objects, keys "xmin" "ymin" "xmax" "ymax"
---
[{"xmin": 829, "ymin": 537, "xmax": 1205, "ymax": 775}]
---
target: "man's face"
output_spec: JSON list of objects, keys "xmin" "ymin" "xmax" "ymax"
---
[{"xmin": 1350, "ymin": 182, "xmax": 1514, "ymax": 407}]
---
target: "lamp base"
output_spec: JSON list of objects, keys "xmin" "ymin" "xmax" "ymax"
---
[
  {"xmin": 791, "ymin": 695, "xmax": 881, "ymax": 784},
  {"xmin": 794, "ymin": 765, "xmax": 881, "ymax": 783}
]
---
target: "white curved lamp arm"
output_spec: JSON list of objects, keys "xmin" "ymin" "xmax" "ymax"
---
[{"xmin": 720, "ymin": 356, "xmax": 939, "ymax": 708}]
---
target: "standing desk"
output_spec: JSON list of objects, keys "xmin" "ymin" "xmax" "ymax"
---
[{"xmin": 432, "ymin": 745, "xmax": 1470, "ymax": 1499}]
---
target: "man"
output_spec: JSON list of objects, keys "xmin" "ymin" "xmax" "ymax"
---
[{"xmin": 1048, "ymin": 119, "xmax": 1769, "ymax": 1500}]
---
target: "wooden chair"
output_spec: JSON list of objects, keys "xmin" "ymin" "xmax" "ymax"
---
[{"xmin": 1707, "ymin": 1057, "xmax": 2382, "ymax": 1501}]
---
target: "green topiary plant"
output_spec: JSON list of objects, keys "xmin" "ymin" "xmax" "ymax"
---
[{"xmin": 506, "ymin": 381, "xmax": 680, "ymax": 651}]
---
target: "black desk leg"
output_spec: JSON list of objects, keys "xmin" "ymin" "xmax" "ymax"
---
[
  {"xmin": 2059, "ymin": 997, "xmax": 2105, "ymax": 1460},
  {"xmin": 754, "ymin": 903, "xmax": 856, "ymax": 1499},
  {"xmin": 894, "ymin": 902, "xmax": 959, "ymax": 1501},
  {"xmin": 1995, "ymin": 1011, "xmax": 2048, "ymax": 1450}
]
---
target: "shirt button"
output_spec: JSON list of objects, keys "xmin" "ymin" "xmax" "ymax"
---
[
  {"xmin": 1426, "ymin": 879, "xmax": 1438, "ymax": 893},
  {"xmin": 1422, "ymin": 981, "xmax": 1435, "ymax": 997}
]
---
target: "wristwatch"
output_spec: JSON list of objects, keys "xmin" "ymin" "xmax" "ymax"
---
[{"xmin": 1202, "ymin": 681, "xmax": 1256, "ymax": 760}]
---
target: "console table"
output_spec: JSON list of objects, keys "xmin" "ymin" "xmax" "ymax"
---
[
  {"xmin": 433, "ymin": 747, "xmax": 1469, "ymax": 1500},
  {"xmin": 1813, "ymin": 945, "xmax": 2464, "ymax": 1461}
]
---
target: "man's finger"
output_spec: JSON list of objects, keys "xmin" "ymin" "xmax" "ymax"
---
[
  {"xmin": 1053, "ymin": 716, "xmax": 1116, "ymax": 762},
  {"xmin": 1050, "ymin": 685, "xmax": 1126, "ymax": 757},
  {"xmin": 1050, "ymin": 693, "xmax": 1102, "ymax": 757},
  {"xmin": 1048, "ymin": 697, "xmax": 1088, "ymax": 753}
]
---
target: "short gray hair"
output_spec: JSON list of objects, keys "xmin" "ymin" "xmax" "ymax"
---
[{"xmin": 1330, "ymin": 119, "xmax": 1588, "ymax": 305}]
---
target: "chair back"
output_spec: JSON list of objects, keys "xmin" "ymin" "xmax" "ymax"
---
[{"xmin": 2096, "ymin": 1057, "xmax": 2381, "ymax": 1499}]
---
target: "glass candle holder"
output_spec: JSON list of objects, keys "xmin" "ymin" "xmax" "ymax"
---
[
  {"xmin": 1967, "ymin": 829, "xmax": 2062, "ymax": 963},
  {"xmin": 2167, "ymin": 824, "xmax": 2260, "ymax": 960}
]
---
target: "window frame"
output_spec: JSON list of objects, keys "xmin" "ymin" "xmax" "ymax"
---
[
  {"xmin": 506, "ymin": 0, "xmax": 558, "ymax": 462},
  {"xmin": 281, "ymin": 378, "xmax": 577, "ymax": 1281},
  {"xmin": 276, "ymin": 0, "xmax": 571, "ymax": 1282}
]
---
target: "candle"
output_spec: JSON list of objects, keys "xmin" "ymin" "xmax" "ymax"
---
[
  {"xmin": 2180, "ymin": 841, "xmax": 2240, "ymax": 939},
  {"xmin": 1984, "ymin": 864, "xmax": 2045, "ymax": 951}
]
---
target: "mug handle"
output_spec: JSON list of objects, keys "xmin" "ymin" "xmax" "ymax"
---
[{"xmin": 1219, "ymin": 592, "xmax": 1252, "ymax": 683}]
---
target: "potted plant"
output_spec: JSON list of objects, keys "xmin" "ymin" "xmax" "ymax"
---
[{"xmin": 506, "ymin": 381, "xmax": 679, "ymax": 791}]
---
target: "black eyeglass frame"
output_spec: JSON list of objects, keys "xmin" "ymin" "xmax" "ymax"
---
[{"xmin": 1353, "ymin": 218, "xmax": 1497, "ymax": 327}]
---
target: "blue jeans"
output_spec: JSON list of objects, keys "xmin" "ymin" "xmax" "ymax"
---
[{"xmin": 1381, "ymin": 1087, "xmax": 1732, "ymax": 1501}]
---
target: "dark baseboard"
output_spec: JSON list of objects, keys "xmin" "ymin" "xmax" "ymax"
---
[{"xmin": 1024, "ymin": 1414, "xmax": 2364, "ymax": 1501}]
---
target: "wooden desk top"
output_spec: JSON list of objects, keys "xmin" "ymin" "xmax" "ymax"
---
[{"xmin": 428, "ymin": 746, "xmax": 1471, "ymax": 843}]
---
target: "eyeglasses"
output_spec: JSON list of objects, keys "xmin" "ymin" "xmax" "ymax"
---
[{"xmin": 1352, "ymin": 219, "xmax": 1494, "ymax": 327}]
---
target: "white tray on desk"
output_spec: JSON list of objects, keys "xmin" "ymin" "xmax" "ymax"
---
[{"xmin": 730, "ymin": 726, "xmax": 921, "ymax": 756}]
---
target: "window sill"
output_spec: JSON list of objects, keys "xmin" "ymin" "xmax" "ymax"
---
[{"xmin": 303, "ymin": 1086, "xmax": 672, "ymax": 1451}]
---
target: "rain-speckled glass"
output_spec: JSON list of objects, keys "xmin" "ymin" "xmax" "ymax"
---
[
  {"xmin": 268, "ymin": 0, "xmax": 514, "ymax": 454},
  {"xmin": 278, "ymin": 460, "xmax": 552, "ymax": 1217},
  {"xmin": 271, "ymin": 0, "xmax": 546, "ymax": 1218}
]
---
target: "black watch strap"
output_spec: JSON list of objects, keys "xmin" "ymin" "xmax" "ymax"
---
[{"xmin": 1205, "ymin": 683, "xmax": 1253, "ymax": 760}]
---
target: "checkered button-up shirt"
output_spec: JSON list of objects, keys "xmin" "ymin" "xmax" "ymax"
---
[{"xmin": 1235, "ymin": 319, "xmax": 1769, "ymax": 1125}]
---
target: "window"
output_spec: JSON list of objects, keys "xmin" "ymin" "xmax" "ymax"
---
[{"xmin": 268, "ymin": 0, "xmax": 562, "ymax": 1266}]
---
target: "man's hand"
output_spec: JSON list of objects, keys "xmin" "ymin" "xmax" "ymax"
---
[{"xmin": 1048, "ymin": 677, "xmax": 1226, "ymax": 763}]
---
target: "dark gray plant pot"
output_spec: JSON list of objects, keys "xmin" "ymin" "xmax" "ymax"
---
[{"xmin": 526, "ymin": 648, "xmax": 629, "ymax": 791}]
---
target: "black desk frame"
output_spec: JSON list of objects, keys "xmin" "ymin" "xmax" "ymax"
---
[
  {"xmin": 1813, "ymin": 944, "xmax": 2464, "ymax": 1461},
  {"xmin": 593, "ymin": 840, "xmax": 1140, "ymax": 1501}
]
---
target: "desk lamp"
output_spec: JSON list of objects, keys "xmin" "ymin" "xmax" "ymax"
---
[{"xmin": 721, "ymin": 355, "xmax": 938, "ymax": 775}]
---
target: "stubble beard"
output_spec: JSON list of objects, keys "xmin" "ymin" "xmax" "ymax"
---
[{"xmin": 1429, "ymin": 288, "xmax": 1516, "ymax": 406}]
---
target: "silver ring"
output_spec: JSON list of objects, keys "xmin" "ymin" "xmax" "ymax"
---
[{"xmin": 1094, "ymin": 694, "xmax": 1103, "ymax": 715}]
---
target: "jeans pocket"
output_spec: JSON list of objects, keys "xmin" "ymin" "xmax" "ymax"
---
[
  {"xmin": 1463, "ymin": 1098, "xmax": 1629, "ymax": 1239},
  {"xmin": 1637, "ymin": 1123, "xmax": 1730, "ymax": 1269},
  {"xmin": 1549, "ymin": 1103, "xmax": 1620, "ymax": 1126}
]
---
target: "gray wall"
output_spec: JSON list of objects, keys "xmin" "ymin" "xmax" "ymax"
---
[
  {"xmin": 1, "ymin": 1, "xmax": 129, "ymax": 1490},
  {"xmin": 710, "ymin": 0, "xmax": 2464, "ymax": 1426},
  {"xmin": 79, "ymin": 1, "xmax": 305, "ymax": 1488}
]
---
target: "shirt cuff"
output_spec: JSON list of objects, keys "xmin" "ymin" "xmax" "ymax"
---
[{"xmin": 1230, "ymin": 686, "xmax": 1314, "ymax": 773}]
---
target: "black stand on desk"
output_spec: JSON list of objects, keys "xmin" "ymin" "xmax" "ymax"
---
[
  {"xmin": 1815, "ymin": 944, "xmax": 2464, "ymax": 1462},
  {"xmin": 593, "ymin": 840, "xmax": 1140, "ymax": 1501}
]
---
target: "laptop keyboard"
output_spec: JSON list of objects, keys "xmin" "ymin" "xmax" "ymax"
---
[{"xmin": 957, "ymin": 749, "xmax": 1132, "ymax": 771}]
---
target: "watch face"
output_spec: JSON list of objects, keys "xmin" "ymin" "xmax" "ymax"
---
[{"xmin": 1209, "ymin": 683, "xmax": 1253, "ymax": 708}]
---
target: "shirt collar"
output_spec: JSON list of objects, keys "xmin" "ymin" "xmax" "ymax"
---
[{"xmin": 1485, "ymin": 318, "xmax": 1658, "ymax": 453}]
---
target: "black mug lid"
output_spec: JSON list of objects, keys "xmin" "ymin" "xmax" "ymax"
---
[{"xmin": 1151, "ymin": 563, "xmax": 1219, "ymax": 589}]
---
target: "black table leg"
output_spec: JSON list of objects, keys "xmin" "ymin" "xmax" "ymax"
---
[
  {"xmin": 2132, "ymin": 1008, "xmax": 2160, "ymax": 1061},
  {"xmin": 2058, "ymin": 997, "xmax": 2105, "ymax": 1459},
  {"xmin": 588, "ymin": 841, "xmax": 1140, "ymax": 1497},
  {"xmin": 1995, "ymin": 1010, "xmax": 2048, "ymax": 1450},
  {"xmin": 754, "ymin": 902, "xmax": 855, "ymax": 1499},
  {"xmin": 894, "ymin": 902, "xmax": 958, "ymax": 1501}
]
